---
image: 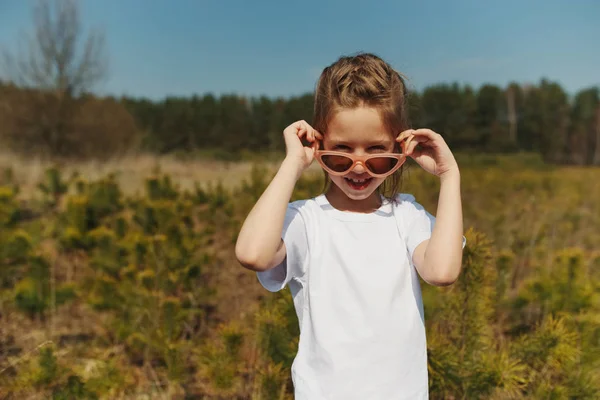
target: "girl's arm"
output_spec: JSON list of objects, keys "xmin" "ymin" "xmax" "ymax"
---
[
  {"xmin": 413, "ymin": 170, "xmax": 463, "ymax": 286},
  {"xmin": 235, "ymin": 120, "xmax": 321, "ymax": 272},
  {"xmin": 396, "ymin": 128, "xmax": 464, "ymax": 286},
  {"xmin": 235, "ymin": 159, "xmax": 303, "ymax": 272}
]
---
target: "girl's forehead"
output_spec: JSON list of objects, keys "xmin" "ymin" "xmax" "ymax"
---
[
  {"xmin": 326, "ymin": 106, "xmax": 393, "ymax": 144},
  {"xmin": 325, "ymin": 132, "xmax": 393, "ymax": 146},
  {"xmin": 325, "ymin": 123, "xmax": 394, "ymax": 146}
]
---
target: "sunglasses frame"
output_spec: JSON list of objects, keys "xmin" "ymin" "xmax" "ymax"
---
[{"xmin": 311, "ymin": 141, "xmax": 407, "ymax": 178}]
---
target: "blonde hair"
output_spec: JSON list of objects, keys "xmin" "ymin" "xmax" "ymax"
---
[{"xmin": 313, "ymin": 52, "xmax": 411, "ymax": 200}]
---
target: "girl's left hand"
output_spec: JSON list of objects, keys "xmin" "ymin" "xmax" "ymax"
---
[{"xmin": 396, "ymin": 129, "xmax": 459, "ymax": 178}]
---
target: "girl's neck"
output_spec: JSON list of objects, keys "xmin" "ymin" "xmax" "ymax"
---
[{"xmin": 325, "ymin": 185, "xmax": 382, "ymax": 213}]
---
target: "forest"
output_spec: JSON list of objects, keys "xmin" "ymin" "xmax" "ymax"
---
[{"xmin": 2, "ymin": 80, "xmax": 600, "ymax": 165}]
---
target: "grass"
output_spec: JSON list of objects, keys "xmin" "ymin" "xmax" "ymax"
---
[
  {"xmin": 1, "ymin": 149, "xmax": 551, "ymax": 200},
  {"xmin": 1, "ymin": 149, "xmax": 599, "ymax": 398},
  {"xmin": 0, "ymin": 151, "xmax": 321, "ymax": 200}
]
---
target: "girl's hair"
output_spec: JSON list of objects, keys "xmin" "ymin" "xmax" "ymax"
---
[{"xmin": 313, "ymin": 52, "xmax": 411, "ymax": 201}]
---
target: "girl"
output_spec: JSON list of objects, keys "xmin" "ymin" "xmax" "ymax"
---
[{"xmin": 235, "ymin": 53, "xmax": 465, "ymax": 400}]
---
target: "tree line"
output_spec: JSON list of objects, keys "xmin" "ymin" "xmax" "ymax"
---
[
  {"xmin": 2, "ymin": 79, "xmax": 598, "ymax": 164},
  {"xmin": 122, "ymin": 81, "xmax": 600, "ymax": 164}
]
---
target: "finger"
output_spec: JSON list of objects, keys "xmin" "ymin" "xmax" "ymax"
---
[
  {"xmin": 309, "ymin": 126, "xmax": 324, "ymax": 143},
  {"xmin": 398, "ymin": 139, "xmax": 405, "ymax": 153},
  {"xmin": 408, "ymin": 135, "xmax": 431, "ymax": 143},
  {"xmin": 297, "ymin": 128, "xmax": 309, "ymax": 144},
  {"xmin": 410, "ymin": 148, "xmax": 423, "ymax": 158},
  {"xmin": 299, "ymin": 121, "xmax": 316, "ymax": 142},
  {"xmin": 308, "ymin": 124, "xmax": 323, "ymax": 142},
  {"xmin": 407, "ymin": 139, "xmax": 421, "ymax": 155},
  {"xmin": 396, "ymin": 129, "xmax": 415, "ymax": 142},
  {"xmin": 303, "ymin": 127, "xmax": 311, "ymax": 142},
  {"xmin": 402, "ymin": 135, "xmax": 432, "ymax": 153},
  {"xmin": 297, "ymin": 121, "xmax": 311, "ymax": 141},
  {"xmin": 309, "ymin": 126, "xmax": 316, "ymax": 142},
  {"xmin": 293, "ymin": 120, "xmax": 307, "ymax": 131},
  {"xmin": 296, "ymin": 120, "xmax": 310, "ymax": 133},
  {"xmin": 284, "ymin": 120, "xmax": 305, "ymax": 137},
  {"xmin": 411, "ymin": 129, "xmax": 442, "ymax": 141},
  {"xmin": 403, "ymin": 136, "xmax": 414, "ymax": 154}
]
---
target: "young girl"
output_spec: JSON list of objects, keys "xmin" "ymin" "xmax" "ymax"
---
[{"xmin": 235, "ymin": 53, "xmax": 465, "ymax": 400}]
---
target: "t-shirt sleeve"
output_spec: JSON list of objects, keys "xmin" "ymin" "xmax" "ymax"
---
[
  {"xmin": 400, "ymin": 194, "xmax": 467, "ymax": 263},
  {"xmin": 402, "ymin": 195, "xmax": 436, "ymax": 262},
  {"xmin": 256, "ymin": 204, "xmax": 309, "ymax": 292}
]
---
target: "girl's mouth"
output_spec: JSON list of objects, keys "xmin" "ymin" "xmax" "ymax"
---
[{"xmin": 344, "ymin": 177, "xmax": 373, "ymax": 190}]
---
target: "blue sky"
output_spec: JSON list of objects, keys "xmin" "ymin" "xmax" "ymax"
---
[{"xmin": 1, "ymin": 0, "xmax": 598, "ymax": 100}]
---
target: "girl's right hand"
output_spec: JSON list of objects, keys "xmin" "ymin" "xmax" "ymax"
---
[{"xmin": 283, "ymin": 120, "xmax": 323, "ymax": 172}]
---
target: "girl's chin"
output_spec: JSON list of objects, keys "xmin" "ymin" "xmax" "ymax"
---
[{"xmin": 344, "ymin": 191, "xmax": 376, "ymax": 201}]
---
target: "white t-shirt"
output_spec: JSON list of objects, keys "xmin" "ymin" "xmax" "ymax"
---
[{"xmin": 257, "ymin": 193, "xmax": 443, "ymax": 400}]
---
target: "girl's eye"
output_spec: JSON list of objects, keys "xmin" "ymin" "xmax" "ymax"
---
[
  {"xmin": 331, "ymin": 144, "xmax": 388, "ymax": 152},
  {"xmin": 333, "ymin": 145, "xmax": 351, "ymax": 151}
]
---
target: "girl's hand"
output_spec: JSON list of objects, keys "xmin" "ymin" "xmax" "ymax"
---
[
  {"xmin": 283, "ymin": 120, "xmax": 323, "ymax": 172},
  {"xmin": 396, "ymin": 129, "xmax": 459, "ymax": 179}
]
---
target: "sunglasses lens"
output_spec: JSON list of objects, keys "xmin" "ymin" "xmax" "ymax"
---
[
  {"xmin": 321, "ymin": 154, "xmax": 353, "ymax": 173},
  {"xmin": 366, "ymin": 157, "xmax": 399, "ymax": 175}
]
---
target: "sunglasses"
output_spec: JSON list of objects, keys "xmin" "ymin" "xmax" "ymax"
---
[{"xmin": 312, "ymin": 141, "xmax": 406, "ymax": 178}]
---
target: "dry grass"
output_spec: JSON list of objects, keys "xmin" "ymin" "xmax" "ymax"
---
[{"xmin": 0, "ymin": 151, "xmax": 322, "ymax": 198}]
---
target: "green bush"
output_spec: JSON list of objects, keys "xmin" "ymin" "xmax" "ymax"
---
[
  {"xmin": 0, "ymin": 186, "xmax": 21, "ymax": 227},
  {"xmin": 3, "ymin": 229, "xmax": 33, "ymax": 262},
  {"xmin": 37, "ymin": 166, "xmax": 68, "ymax": 207},
  {"xmin": 13, "ymin": 255, "xmax": 51, "ymax": 318},
  {"xmin": 14, "ymin": 277, "xmax": 48, "ymax": 319}
]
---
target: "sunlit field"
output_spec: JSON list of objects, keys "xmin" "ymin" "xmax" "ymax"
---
[
  {"xmin": 1, "ymin": 152, "xmax": 599, "ymax": 399},
  {"xmin": 0, "ymin": 151, "xmax": 324, "ymax": 197}
]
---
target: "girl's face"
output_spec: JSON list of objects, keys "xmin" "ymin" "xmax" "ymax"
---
[{"xmin": 323, "ymin": 106, "xmax": 396, "ymax": 209}]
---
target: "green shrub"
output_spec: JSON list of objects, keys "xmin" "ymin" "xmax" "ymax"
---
[
  {"xmin": 13, "ymin": 255, "xmax": 51, "ymax": 318},
  {"xmin": 59, "ymin": 226, "xmax": 87, "ymax": 251},
  {"xmin": 34, "ymin": 346, "xmax": 58, "ymax": 386},
  {"xmin": 137, "ymin": 269, "xmax": 155, "ymax": 290},
  {"xmin": 86, "ymin": 175, "xmax": 124, "ymax": 219},
  {"xmin": 65, "ymin": 195, "xmax": 97, "ymax": 234},
  {"xmin": 37, "ymin": 166, "xmax": 68, "ymax": 207},
  {"xmin": 0, "ymin": 186, "xmax": 21, "ymax": 227},
  {"xmin": 14, "ymin": 277, "xmax": 48, "ymax": 318},
  {"xmin": 3, "ymin": 229, "xmax": 32, "ymax": 262},
  {"xmin": 145, "ymin": 174, "xmax": 179, "ymax": 200},
  {"xmin": 52, "ymin": 375, "xmax": 98, "ymax": 400},
  {"xmin": 87, "ymin": 273, "xmax": 123, "ymax": 311}
]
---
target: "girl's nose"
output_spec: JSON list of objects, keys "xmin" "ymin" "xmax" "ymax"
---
[{"xmin": 351, "ymin": 162, "xmax": 367, "ymax": 174}]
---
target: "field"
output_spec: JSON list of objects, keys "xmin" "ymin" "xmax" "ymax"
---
[{"xmin": 0, "ymin": 151, "xmax": 599, "ymax": 399}]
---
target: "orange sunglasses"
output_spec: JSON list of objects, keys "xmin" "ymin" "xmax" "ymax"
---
[{"xmin": 311, "ymin": 140, "xmax": 407, "ymax": 178}]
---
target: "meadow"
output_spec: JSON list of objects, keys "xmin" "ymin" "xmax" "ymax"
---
[{"xmin": 0, "ymin": 151, "xmax": 599, "ymax": 399}]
